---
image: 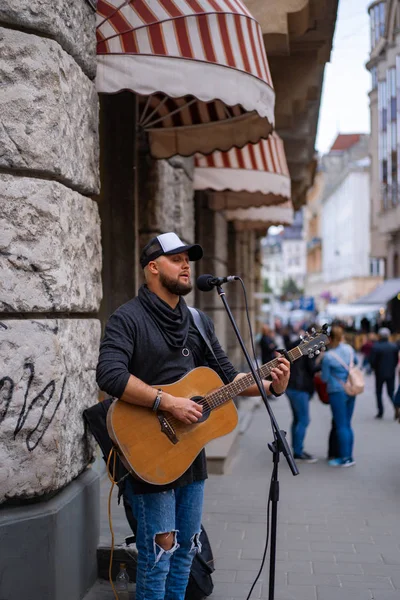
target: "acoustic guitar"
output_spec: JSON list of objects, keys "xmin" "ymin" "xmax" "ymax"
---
[{"xmin": 107, "ymin": 327, "xmax": 329, "ymax": 485}]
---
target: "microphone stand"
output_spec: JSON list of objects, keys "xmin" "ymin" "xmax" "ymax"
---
[{"xmin": 215, "ymin": 284, "xmax": 299, "ymax": 600}]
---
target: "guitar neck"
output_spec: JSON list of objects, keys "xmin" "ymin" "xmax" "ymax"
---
[{"xmin": 205, "ymin": 345, "xmax": 303, "ymax": 410}]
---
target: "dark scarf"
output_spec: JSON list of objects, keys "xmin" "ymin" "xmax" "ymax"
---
[{"xmin": 138, "ymin": 284, "xmax": 190, "ymax": 349}]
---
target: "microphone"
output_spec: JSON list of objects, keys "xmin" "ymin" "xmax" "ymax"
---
[{"xmin": 196, "ymin": 274, "xmax": 238, "ymax": 292}]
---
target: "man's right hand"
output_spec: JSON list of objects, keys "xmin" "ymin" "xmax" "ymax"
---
[{"xmin": 161, "ymin": 393, "xmax": 203, "ymax": 424}]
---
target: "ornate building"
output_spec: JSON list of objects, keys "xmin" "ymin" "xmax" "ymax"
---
[{"xmin": 367, "ymin": 0, "xmax": 400, "ymax": 277}]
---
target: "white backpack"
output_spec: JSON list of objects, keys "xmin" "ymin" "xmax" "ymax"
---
[{"xmin": 330, "ymin": 347, "xmax": 365, "ymax": 396}]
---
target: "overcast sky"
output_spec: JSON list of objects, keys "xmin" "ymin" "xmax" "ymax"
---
[{"xmin": 315, "ymin": 0, "xmax": 372, "ymax": 153}]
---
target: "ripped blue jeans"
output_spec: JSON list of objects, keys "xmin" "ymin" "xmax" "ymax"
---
[{"xmin": 125, "ymin": 478, "xmax": 205, "ymax": 600}]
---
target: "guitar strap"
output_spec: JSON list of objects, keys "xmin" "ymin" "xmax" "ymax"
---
[{"xmin": 188, "ymin": 307, "xmax": 230, "ymax": 384}]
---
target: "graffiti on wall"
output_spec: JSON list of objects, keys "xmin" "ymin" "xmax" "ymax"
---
[{"xmin": 0, "ymin": 361, "xmax": 67, "ymax": 452}]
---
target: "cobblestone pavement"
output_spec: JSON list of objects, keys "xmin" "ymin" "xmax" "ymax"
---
[{"xmin": 85, "ymin": 373, "xmax": 400, "ymax": 600}]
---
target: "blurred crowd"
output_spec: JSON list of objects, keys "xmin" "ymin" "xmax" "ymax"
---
[{"xmin": 258, "ymin": 322, "xmax": 400, "ymax": 468}]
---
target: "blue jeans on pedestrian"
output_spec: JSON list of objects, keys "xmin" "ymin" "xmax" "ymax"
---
[
  {"xmin": 285, "ymin": 388, "xmax": 311, "ymax": 456},
  {"xmin": 329, "ymin": 390, "xmax": 355, "ymax": 460},
  {"xmin": 124, "ymin": 478, "xmax": 205, "ymax": 600}
]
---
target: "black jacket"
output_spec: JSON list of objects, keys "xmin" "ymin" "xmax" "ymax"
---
[
  {"xmin": 286, "ymin": 337, "xmax": 321, "ymax": 395},
  {"xmin": 96, "ymin": 298, "xmax": 238, "ymax": 495},
  {"xmin": 259, "ymin": 334, "xmax": 277, "ymax": 365},
  {"xmin": 369, "ymin": 340, "xmax": 399, "ymax": 379}
]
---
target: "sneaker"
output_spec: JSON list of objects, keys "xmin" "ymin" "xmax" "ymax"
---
[
  {"xmin": 341, "ymin": 458, "xmax": 356, "ymax": 467},
  {"xmin": 375, "ymin": 413, "xmax": 383, "ymax": 419},
  {"xmin": 293, "ymin": 452, "xmax": 318, "ymax": 463},
  {"xmin": 328, "ymin": 458, "xmax": 343, "ymax": 467}
]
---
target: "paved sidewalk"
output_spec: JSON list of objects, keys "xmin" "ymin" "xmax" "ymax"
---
[{"xmin": 85, "ymin": 373, "xmax": 400, "ymax": 600}]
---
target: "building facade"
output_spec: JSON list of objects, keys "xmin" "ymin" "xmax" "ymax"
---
[
  {"xmin": 367, "ymin": 0, "xmax": 400, "ymax": 278},
  {"xmin": 261, "ymin": 233, "xmax": 285, "ymax": 296},
  {"xmin": 281, "ymin": 209, "xmax": 307, "ymax": 292},
  {"xmin": 320, "ymin": 135, "xmax": 383, "ymax": 303},
  {"xmin": 304, "ymin": 169, "xmax": 325, "ymax": 307}
]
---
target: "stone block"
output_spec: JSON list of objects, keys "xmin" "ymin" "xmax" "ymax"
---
[
  {"xmin": 168, "ymin": 155, "xmax": 195, "ymax": 179},
  {"xmin": 0, "ymin": 318, "xmax": 101, "ymax": 502},
  {"xmin": 0, "ymin": 0, "xmax": 96, "ymax": 78},
  {"xmin": 0, "ymin": 27, "xmax": 99, "ymax": 194},
  {"xmin": 139, "ymin": 157, "xmax": 195, "ymax": 241},
  {"xmin": 0, "ymin": 175, "xmax": 102, "ymax": 312}
]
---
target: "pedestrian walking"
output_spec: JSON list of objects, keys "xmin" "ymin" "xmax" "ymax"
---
[
  {"xmin": 96, "ymin": 232, "xmax": 290, "ymax": 600},
  {"xmin": 259, "ymin": 323, "xmax": 278, "ymax": 365},
  {"xmin": 321, "ymin": 325, "xmax": 357, "ymax": 467},
  {"xmin": 360, "ymin": 333, "xmax": 377, "ymax": 375},
  {"xmin": 285, "ymin": 334, "xmax": 321, "ymax": 463},
  {"xmin": 369, "ymin": 327, "xmax": 399, "ymax": 419}
]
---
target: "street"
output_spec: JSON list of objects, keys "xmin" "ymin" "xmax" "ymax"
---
[{"xmin": 85, "ymin": 372, "xmax": 400, "ymax": 600}]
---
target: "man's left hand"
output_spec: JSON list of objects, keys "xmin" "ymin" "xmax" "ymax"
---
[{"xmin": 270, "ymin": 357, "xmax": 290, "ymax": 395}]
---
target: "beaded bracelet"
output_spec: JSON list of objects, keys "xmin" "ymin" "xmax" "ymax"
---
[{"xmin": 152, "ymin": 389, "xmax": 163, "ymax": 412}]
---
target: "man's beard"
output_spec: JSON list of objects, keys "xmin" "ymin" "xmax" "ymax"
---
[{"xmin": 159, "ymin": 271, "xmax": 193, "ymax": 296}]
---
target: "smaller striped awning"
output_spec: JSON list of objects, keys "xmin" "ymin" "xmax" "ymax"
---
[
  {"xmin": 96, "ymin": 0, "xmax": 275, "ymax": 159},
  {"xmin": 225, "ymin": 202, "xmax": 294, "ymax": 230},
  {"xmin": 194, "ymin": 133, "xmax": 291, "ymax": 210}
]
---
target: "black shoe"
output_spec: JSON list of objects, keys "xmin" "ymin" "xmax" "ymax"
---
[
  {"xmin": 375, "ymin": 413, "xmax": 383, "ymax": 419},
  {"xmin": 293, "ymin": 452, "xmax": 318, "ymax": 463},
  {"xmin": 394, "ymin": 407, "xmax": 400, "ymax": 421}
]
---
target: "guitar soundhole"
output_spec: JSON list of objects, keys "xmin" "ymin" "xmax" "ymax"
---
[{"xmin": 191, "ymin": 396, "xmax": 210, "ymax": 423}]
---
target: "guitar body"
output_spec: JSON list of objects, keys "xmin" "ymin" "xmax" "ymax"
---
[{"xmin": 107, "ymin": 367, "xmax": 238, "ymax": 486}]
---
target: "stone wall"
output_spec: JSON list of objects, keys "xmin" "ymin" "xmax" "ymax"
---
[
  {"xmin": 139, "ymin": 154, "xmax": 196, "ymax": 246},
  {"xmin": 138, "ymin": 153, "xmax": 196, "ymax": 304},
  {"xmin": 0, "ymin": 1, "xmax": 101, "ymax": 503}
]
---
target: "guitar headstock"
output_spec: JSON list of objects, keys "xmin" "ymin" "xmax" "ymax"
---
[{"xmin": 298, "ymin": 324, "xmax": 330, "ymax": 358}]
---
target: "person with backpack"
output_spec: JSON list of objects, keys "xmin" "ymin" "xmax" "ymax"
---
[
  {"xmin": 321, "ymin": 324, "xmax": 360, "ymax": 467},
  {"xmin": 95, "ymin": 232, "xmax": 290, "ymax": 600}
]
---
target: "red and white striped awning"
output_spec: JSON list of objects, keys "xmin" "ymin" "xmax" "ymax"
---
[
  {"xmin": 225, "ymin": 202, "xmax": 294, "ymax": 230},
  {"xmin": 194, "ymin": 133, "xmax": 291, "ymax": 209},
  {"xmin": 96, "ymin": 0, "xmax": 275, "ymax": 159}
]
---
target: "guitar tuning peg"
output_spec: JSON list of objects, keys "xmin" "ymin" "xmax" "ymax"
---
[
  {"xmin": 309, "ymin": 352, "xmax": 314, "ymax": 358},
  {"xmin": 315, "ymin": 350, "xmax": 320, "ymax": 355},
  {"xmin": 299, "ymin": 335, "xmax": 304, "ymax": 341},
  {"xmin": 311, "ymin": 328, "xmax": 316, "ymax": 334}
]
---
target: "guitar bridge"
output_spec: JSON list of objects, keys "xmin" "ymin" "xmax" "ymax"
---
[{"xmin": 157, "ymin": 412, "xmax": 178, "ymax": 444}]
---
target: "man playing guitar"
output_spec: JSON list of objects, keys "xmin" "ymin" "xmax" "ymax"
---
[{"xmin": 96, "ymin": 231, "xmax": 290, "ymax": 600}]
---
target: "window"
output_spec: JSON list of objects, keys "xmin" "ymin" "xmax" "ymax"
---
[
  {"xmin": 379, "ymin": 79, "xmax": 388, "ymax": 208},
  {"xmin": 370, "ymin": 258, "xmax": 385, "ymax": 276},
  {"xmin": 370, "ymin": 2, "xmax": 386, "ymax": 50},
  {"xmin": 371, "ymin": 66, "xmax": 378, "ymax": 90},
  {"xmin": 396, "ymin": 56, "xmax": 400, "ymax": 203},
  {"xmin": 388, "ymin": 67, "xmax": 397, "ymax": 206}
]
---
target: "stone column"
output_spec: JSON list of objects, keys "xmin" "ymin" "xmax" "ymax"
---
[
  {"xmin": 138, "ymin": 152, "xmax": 196, "ymax": 301},
  {"xmin": 0, "ymin": 4, "xmax": 101, "ymax": 599},
  {"xmin": 226, "ymin": 224, "xmax": 245, "ymax": 368},
  {"xmin": 195, "ymin": 192, "xmax": 229, "ymax": 349}
]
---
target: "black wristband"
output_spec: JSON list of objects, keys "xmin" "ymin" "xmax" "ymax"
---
[
  {"xmin": 269, "ymin": 383, "xmax": 283, "ymax": 397},
  {"xmin": 152, "ymin": 389, "xmax": 162, "ymax": 412}
]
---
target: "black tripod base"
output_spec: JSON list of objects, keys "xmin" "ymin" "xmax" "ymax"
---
[{"xmin": 267, "ymin": 430, "xmax": 295, "ymax": 600}]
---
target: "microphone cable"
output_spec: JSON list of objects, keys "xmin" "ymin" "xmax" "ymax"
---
[{"xmin": 234, "ymin": 277, "xmax": 277, "ymax": 600}]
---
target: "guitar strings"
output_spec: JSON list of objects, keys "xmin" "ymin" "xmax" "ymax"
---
[
  {"xmin": 161, "ymin": 342, "xmax": 315, "ymax": 431},
  {"xmin": 163, "ymin": 355, "xmax": 289, "ymax": 430}
]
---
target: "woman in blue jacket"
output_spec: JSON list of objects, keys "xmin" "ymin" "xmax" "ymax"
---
[{"xmin": 321, "ymin": 325, "xmax": 357, "ymax": 467}]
